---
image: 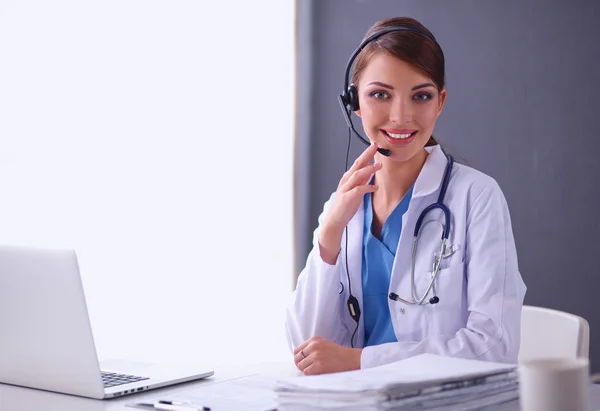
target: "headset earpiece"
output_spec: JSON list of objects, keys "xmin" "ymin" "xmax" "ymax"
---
[
  {"xmin": 341, "ymin": 85, "xmax": 359, "ymax": 112},
  {"xmin": 346, "ymin": 84, "xmax": 359, "ymax": 111}
]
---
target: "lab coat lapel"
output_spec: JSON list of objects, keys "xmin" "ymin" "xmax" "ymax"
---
[{"xmin": 411, "ymin": 145, "xmax": 449, "ymax": 200}]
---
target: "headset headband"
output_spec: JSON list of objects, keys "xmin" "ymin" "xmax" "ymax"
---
[{"xmin": 343, "ymin": 26, "xmax": 442, "ymax": 93}]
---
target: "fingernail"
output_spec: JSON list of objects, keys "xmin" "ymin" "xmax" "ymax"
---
[{"xmin": 374, "ymin": 162, "xmax": 382, "ymax": 168}]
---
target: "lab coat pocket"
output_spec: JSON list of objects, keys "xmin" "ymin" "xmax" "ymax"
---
[{"xmin": 419, "ymin": 262, "xmax": 467, "ymax": 336}]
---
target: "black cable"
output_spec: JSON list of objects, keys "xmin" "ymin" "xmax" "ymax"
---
[
  {"xmin": 344, "ymin": 123, "xmax": 352, "ymax": 181},
  {"xmin": 344, "ymin": 124, "xmax": 352, "ymax": 295},
  {"xmin": 344, "ymin": 126, "xmax": 360, "ymax": 348},
  {"xmin": 350, "ymin": 319, "xmax": 359, "ymax": 349},
  {"xmin": 344, "ymin": 126, "xmax": 352, "ymax": 296}
]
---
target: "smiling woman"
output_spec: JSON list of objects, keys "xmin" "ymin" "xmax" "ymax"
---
[
  {"xmin": 286, "ymin": 16, "xmax": 526, "ymax": 376},
  {"xmin": 351, "ymin": 17, "xmax": 445, "ymax": 154}
]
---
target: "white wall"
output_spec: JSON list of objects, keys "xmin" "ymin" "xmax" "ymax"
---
[{"xmin": 0, "ymin": 1, "xmax": 294, "ymax": 368}]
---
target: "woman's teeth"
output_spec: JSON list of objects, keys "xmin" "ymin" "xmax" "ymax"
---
[{"xmin": 386, "ymin": 131, "xmax": 414, "ymax": 139}]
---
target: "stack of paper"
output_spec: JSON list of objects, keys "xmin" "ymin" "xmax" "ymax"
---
[{"xmin": 274, "ymin": 354, "xmax": 518, "ymax": 411}]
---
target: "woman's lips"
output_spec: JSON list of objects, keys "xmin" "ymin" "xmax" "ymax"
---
[{"xmin": 381, "ymin": 129, "xmax": 418, "ymax": 145}]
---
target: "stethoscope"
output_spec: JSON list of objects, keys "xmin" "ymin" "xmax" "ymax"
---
[{"xmin": 388, "ymin": 153, "xmax": 454, "ymax": 306}]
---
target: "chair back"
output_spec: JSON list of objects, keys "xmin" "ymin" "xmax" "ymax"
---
[{"xmin": 519, "ymin": 305, "xmax": 590, "ymax": 363}]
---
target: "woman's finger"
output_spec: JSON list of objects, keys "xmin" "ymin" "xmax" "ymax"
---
[
  {"xmin": 349, "ymin": 184, "xmax": 379, "ymax": 197},
  {"xmin": 339, "ymin": 143, "xmax": 379, "ymax": 186},
  {"xmin": 340, "ymin": 162, "xmax": 382, "ymax": 193},
  {"xmin": 302, "ymin": 362, "xmax": 319, "ymax": 375},
  {"xmin": 294, "ymin": 347, "xmax": 310, "ymax": 365},
  {"xmin": 297, "ymin": 353, "xmax": 313, "ymax": 372},
  {"xmin": 293, "ymin": 341, "xmax": 310, "ymax": 356}
]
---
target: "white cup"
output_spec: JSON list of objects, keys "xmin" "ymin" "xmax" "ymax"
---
[{"xmin": 518, "ymin": 358, "xmax": 591, "ymax": 411}]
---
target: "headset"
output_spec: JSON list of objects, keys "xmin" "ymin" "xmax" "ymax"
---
[{"xmin": 337, "ymin": 26, "xmax": 444, "ymax": 347}]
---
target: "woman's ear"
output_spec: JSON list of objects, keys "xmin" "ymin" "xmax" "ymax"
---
[
  {"xmin": 355, "ymin": 109, "xmax": 362, "ymax": 118},
  {"xmin": 437, "ymin": 89, "xmax": 447, "ymax": 115}
]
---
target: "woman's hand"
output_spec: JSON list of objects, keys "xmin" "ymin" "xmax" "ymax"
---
[
  {"xmin": 293, "ymin": 336, "xmax": 362, "ymax": 375},
  {"xmin": 319, "ymin": 143, "xmax": 382, "ymax": 264}
]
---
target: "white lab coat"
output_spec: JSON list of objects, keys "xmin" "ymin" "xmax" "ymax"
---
[{"xmin": 286, "ymin": 145, "xmax": 527, "ymax": 368}]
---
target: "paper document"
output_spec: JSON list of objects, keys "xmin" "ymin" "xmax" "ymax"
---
[
  {"xmin": 275, "ymin": 354, "xmax": 519, "ymax": 411},
  {"xmin": 276, "ymin": 353, "xmax": 516, "ymax": 393}
]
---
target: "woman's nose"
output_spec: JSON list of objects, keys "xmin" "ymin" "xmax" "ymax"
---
[{"xmin": 389, "ymin": 99, "xmax": 413, "ymax": 124}]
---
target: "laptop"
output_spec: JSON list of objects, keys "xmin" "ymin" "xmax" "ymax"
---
[{"xmin": 0, "ymin": 245, "xmax": 214, "ymax": 399}]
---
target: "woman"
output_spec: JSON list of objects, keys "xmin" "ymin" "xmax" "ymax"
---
[{"xmin": 286, "ymin": 17, "xmax": 526, "ymax": 375}]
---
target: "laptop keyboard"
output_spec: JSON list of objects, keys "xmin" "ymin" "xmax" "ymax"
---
[{"xmin": 101, "ymin": 371, "xmax": 149, "ymax": 388}]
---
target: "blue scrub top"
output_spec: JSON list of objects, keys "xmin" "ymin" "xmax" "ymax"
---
[{"xmin": 362, "ymin": 185, "xmax": 414, "ymax": 347}]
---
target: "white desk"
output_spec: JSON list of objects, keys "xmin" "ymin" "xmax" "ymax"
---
[{"xmin": 2, "ymin": 362, "xmax": 600, "ymax": 411}]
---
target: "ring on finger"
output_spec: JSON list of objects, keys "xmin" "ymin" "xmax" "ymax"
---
[{"xmin": 301, "ymin": 349, "xmax": 307, "ymax": 359}]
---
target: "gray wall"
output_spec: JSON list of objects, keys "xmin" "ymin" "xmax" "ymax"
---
[{"xmin": 294, "ymin": 0, "xmax": 600, "ymax": 370}]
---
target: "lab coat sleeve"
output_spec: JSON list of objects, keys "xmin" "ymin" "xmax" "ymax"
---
[
  {"xmin": 361, "ymin": 180, "xmax": 526, "ymax": 368},
  {"xmin": 285, "ymin": 195, "xmax": 350, "ymax": 351}
]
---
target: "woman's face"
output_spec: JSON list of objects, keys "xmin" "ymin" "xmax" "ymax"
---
[{"xmin": 356, "ymin": 52, "xmax": 446, "ymax": 163}]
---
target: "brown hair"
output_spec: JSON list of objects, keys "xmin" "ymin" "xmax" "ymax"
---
[{"xmin": 351, "ymin": 17, "xmax": 445, "ymax": 147}]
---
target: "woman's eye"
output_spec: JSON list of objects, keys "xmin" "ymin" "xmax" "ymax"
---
[
  {"xmin": 414, "ymin": 93, "xmax": 432, "ymax": 101},
  {"xmin": 369, "ymin": 91, "xmax": 390, "ymax": 99}
]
